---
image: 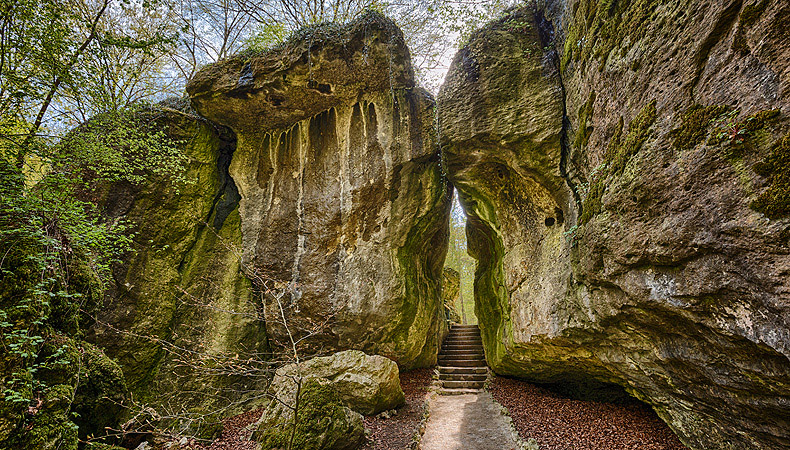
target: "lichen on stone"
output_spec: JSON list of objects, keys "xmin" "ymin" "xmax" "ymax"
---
[{"xmin": 751, "ymin": 132, "xmax": 790, "ymax": 218}]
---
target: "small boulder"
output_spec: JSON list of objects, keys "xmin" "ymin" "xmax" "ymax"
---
[
  {"xmin": 269, "ymin": 350, "xmax": 404, "ymax": 416},
  {"xmin": 254, "ymin": 379, "xmax": 364, "ymax": 450}
]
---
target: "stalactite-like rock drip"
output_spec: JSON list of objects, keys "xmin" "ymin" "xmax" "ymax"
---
[
  {"xmin": 440, "ymin": 4, "xmax": 789, "ymax": 450},
  {"xmin": 187, "ymin": 12, "xmax": 451, "ymax": 368}
]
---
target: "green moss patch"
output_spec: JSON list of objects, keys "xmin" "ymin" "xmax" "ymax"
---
[
  {"xmin": 580, "ymin": 101, "xmax": 657, "ymax": 224},
  {"xmin": 751, "ymin": 133, "xmax": 790, "ymax": 218},
  {"xmin": 669, "ymin": 105, "xmax": 731, "ymax": 150},
  {"xmin": 708, "ymin": 109, "xmax": 780, "ymax": 155},
  {"xmin": 562, "ymin": 0, "xmax": 660, "ymax": 71},
  {"xmin": 257, "ymin": 380, "xmax": 362, "ymax": 450}
]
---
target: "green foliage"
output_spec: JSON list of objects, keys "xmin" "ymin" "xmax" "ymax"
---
[
  {"xmin": 708, "ymin": 109, "xmax": 780, "ymax": 148},
  {"xmin": 669, "ymin": 105, "xmax": 731, "ymax": 150},
  {"xmin": 242, "ymin": 23, "xmax": 289, "ymax": 55},
  {"xmin": 580, "ymin": 101, "xmax": 657, "ymax": 224},
  {"xmin": 0, "ymin": 102, "xmax": 183, "ymax": 445},
  {"xmin": 751, "ymin": 133, "xmax": 790, "ymax": 219},
  {"xmin": 574, "ymin": 91, "xmax": 597, "ymax": 148}
]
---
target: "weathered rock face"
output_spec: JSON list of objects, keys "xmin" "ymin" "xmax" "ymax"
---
[
  {"xmin": 439, "ymin": 3, "xmax": 789, "ymax": 450},
  {"xmin": 268, "ymin": 350, "xmax": 405, "ymax": 416},
  {"xmin": 442, "ymin": 267, "xmax": 461, "ymax": 323},
  {"xmin": 187, "ymin": 12, "xmax": 451, "ymax": 368},
  {"xmin": 89, "ymin": 106, "xmax": 268, "ymax": 408}
]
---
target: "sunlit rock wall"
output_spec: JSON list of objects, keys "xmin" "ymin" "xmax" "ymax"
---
[{"xmin": 188, "ymin": 12, "xmax": 451, "ymax": 368}]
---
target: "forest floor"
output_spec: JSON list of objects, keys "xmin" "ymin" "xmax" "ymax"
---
[
  {"xmin": 490, "ymin": 376, "xmax": 690, "ymax": 450},
  {"xmin": 361, "ymin": 368, "xmax": 433, "ymax": 450}
]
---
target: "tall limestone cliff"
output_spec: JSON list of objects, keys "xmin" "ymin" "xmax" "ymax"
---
[
  {"xmin": 186, "ymin": 12, "xmax": 451, "ymax": 368},
  {"xmin": 439, "ymin": 2, "xmax": 789, "ymax": 449},
  {"xmin": 90, "ymin": 12, "xmax": 449, "ymax": 413}
]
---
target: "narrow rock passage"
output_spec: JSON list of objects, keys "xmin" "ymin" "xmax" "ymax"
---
[{"xmin": 420, "ymin": 392, "xmax": 519, "ymax": 450}]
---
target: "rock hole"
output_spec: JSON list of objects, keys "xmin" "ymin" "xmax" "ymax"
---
[
  {"xmin": 555, "ymin": 207, "xmax": 564, "ymax": 224},
  {"xmin": 545, "ymin": 217, "xmax": 556, "ymax": 227},
  {"xmin": 308, "ymin": 79, "xmax": 332, "ymax": 94},
  {"xmin": 269, "ymin": 94, "xmax": 285, "ymax": 106},
  {"xmin": 497, "ymin": 168, "xmax": 505, "ymax": 180}
]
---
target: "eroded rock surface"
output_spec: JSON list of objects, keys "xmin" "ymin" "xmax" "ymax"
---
[
  {"xmin": 439, "ymin": 3, "xmax": 790, "ymax": 449},
  {"xmin": 268, "ymin": 350, "xmax": 405, "ymax": 416},
  {"xmin": 89, "ymin": 105, "xmax": 267, "ymax": 410},
  {"xmin": 187, "ymin": 12, "xmax": 450, "ymax": 368}
]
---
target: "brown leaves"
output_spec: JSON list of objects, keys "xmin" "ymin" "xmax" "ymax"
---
[{"xmin": 490, "ymin": 377, "xmax": 689, "ymax": 450}]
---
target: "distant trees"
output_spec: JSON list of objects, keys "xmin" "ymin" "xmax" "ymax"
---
[{"xmin": 444, "ymin": 191, "xmax": 476, "ymax": 323}]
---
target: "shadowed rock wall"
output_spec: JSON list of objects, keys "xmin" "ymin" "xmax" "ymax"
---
[{"xmin": 439, "ymin": 3, "xmax": 789, "ymax": 449}]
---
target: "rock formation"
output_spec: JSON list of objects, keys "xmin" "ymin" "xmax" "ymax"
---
[
  {"xmin": 186, "ymin": 12, "xmax": 450, "ymax": 369},
  {"xmin": 439, "ymin": 3, "xmax": 790, "ymax": 449},
  {"xmin": 89, "ymin": 105, "xmax": 268, "ymax": 408},
  {"xmin": 91, "ymin": 13, "xmax": 449, "ymax": 415},
  {"xmin": 264, "ymin": 350, "xmax": 404, "ymax": 417}
]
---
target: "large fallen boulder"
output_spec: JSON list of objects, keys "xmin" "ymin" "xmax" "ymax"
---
[
  {"xmin": 267, "ymin": 350, "xmax": 404, "ymax": 416},
  {"xmin": 254, "ymin": 379, "xmax": 364, "ymax": 450}
]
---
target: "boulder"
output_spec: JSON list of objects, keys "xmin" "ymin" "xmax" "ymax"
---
[
  {"xmin": 268, "ymin": 350, "xmax": 404, "ymax": 416},
  {"xmin": 254, "ymin": 379, "xmax": 364, "ymax": 450},
  {"xmin": 439, "ymin": 3, "xmax": 790, "ymax": 450}
]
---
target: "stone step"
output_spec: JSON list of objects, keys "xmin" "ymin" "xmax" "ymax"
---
[
  {"xmin": 444, "ymin": 336, "xmax": 482, "ymax": 342},
  {"xmin": 448, "ymin": 329, "xmax": 481, "ymax": 335},
  {"xmin": 451, "ymin": 325, "xmax": 480, "ymax": 330},
  {"xmin": 445, "ymin": 333, "xmax": 482, "ymax": 341},
  {"xmin": 442, "ymin": 339, "xmax": 483, "ymax": 348},
  {"xmin": 441, "ymin": 344, "xmax": 483, "ymax": 353},
  {"xmin": 438, "ymin": 388, "xmax": 481, "ymax": 395},
  {"xmin": 442, "ymin": 380, "xmax": 485, "ymax": 389},
  {"xmin": 437, "ymin": 357, "xmax": 487, "ymax": 367},
  {"xmin": 442, "ymin": 349, "xmax": 484, "ymax": 356},
  {"xmin": 436, "ymin": 366, "xmax": 488, "ymax": 375},
  {"xmin": 438, "ymin": 373, "xmax": 487, "ymax": 382}
]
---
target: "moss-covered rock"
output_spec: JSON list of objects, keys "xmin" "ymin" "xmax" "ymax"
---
[
  {"xmin": 268, "ymin": 350, "xmax": 404, "ymax": 416},
  {"xmin": 440, "ymin": 1, "xmax": 790, "ymax": 449},
  {"xmin": 72, "ymin": 342, "xmax": 128, "ymax": 439},
  {"xmin": 5, "ymin": 384, "xmax": 79, "ymax": 450},
  {"xmin": 85, "ymin": 106, "xmax": 267, "ymax": 418},
  {"xmin": 442, "ymin": 267, "xmax": 461, "ymax": 323},
  {"xmin": 254, "ymin": 379, "xmax": 364, "ymax": 450}
]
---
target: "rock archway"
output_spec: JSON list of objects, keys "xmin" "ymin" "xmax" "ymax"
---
[{"xmin": 439, "ymin": 5, "xmax": 790, "ymax": 450}]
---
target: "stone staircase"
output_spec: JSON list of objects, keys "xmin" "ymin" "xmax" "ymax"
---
[{"xmin": 437, "ymin": 324, "xmax": 488, "ymax": 394}]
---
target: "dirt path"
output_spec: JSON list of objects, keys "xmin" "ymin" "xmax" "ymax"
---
[{"xmin": 420, "ymin": 392, "xmax": 519, "ymax": 450}]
